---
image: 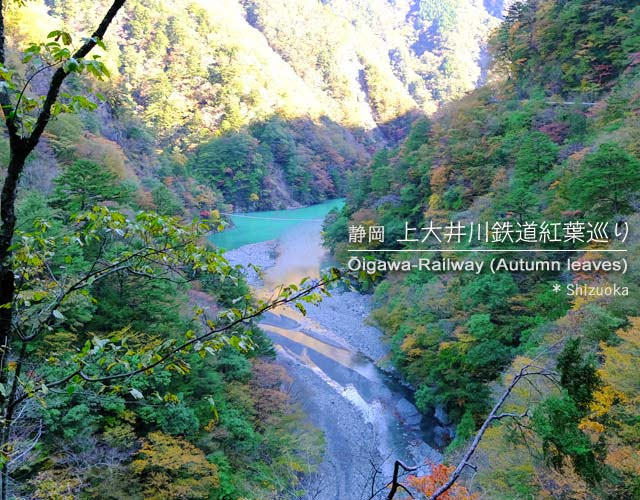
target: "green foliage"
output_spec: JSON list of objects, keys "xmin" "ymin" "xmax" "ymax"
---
[
  {"xmin": 514, "ymin": 131, "xmax": 558, "ymax": 180},
  {"xmin": 580, "ymin": 303, "xmax": 626, "ymax": 343},
  {"xmin": 460, "ymin": 273, "xmax": 518, "ymax": 314},
  {"xmin": 52, "ymin": 159, "xmax": 133, "ymax": 213},
  {"xmin": 497, "ymin": 181, "xmax": 538, "ymax": 223},
  {"xmin": 446, "ymin": 409, "xmax": 475, "ymax": 452},
  {"xmin": 568, "ymin": 143, "xmax": 640, "ymax": 218},
  {"xmin": 492, "ymin": 0, "xmax": 640, "ymax": 93},
  {"xmin": 419, "ymin": 0, "xmax": 459, "ymax": 32},
  {"xmin": 191, "ymin": 115, "xmax": 366, "ymax": 209},
  {"xmin": 190, "ymin": 131, "xmax": 265, "ymax": 208},
  {"xmin": 8, "ymin": 205, "xmax": 330, "ymax": 498},
  {"xmin": 150, "ymin": 183, "xmax": 184, "ymax": 216},
  {"xmin": 557, "ymin": 338, "xmax": 601, "ymax": 414},
  {"xmin": 532, "ymin": 337, "xmax": 604, "ymax": 485},
  {"xmin": 47, "ymin": 114, "xmax": 85, "ymax": 162},
  {"xmin": 533, "ymin": 395, "xmax": 603, "ymax": 485}
]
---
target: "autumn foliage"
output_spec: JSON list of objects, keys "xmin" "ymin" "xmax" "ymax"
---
[
  {"xmin": 406, "ymin": 464, "xmax": 478, "ymax": 499},
  {"xmin": 131, "ymin": 432, "xmax": 219, "ymax": 500}
]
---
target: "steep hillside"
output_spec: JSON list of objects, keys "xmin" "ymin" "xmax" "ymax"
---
[
  {"xmin": 325, "ymin": 0, "xmax": 640, "ymax": 497},
  {"xmin": 11, "ymin": 0, "xmax": 513, "ymax": 210}
]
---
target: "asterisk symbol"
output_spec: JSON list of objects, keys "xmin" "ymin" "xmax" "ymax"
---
[{"xmin": 552, "ymin": 283, "xmax": 562, "ymax": 293}]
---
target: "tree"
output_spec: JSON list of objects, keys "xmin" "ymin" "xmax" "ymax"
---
[
  {"xmin": 150, "ymin": 183, "xmax": 184, "ymax": 216},
  {"xmin": 498, "ymin": 182, "xmax": 538, "ymax": 223},
  {"xmin": 377, "ymin": 362, "xmax": 558, "ymax": 500},
  {"xmin": 569, "ymin": 143, "xmax": 640, "ymax": 218},
  {"xmin": 0, "ymin": 3, "xmax": 125, "ymax": 498},
  {"xmin": 52, "ymin": 159, "xmax": 132, "ymax": 212},
  {"xmin": 532, "ymin": 338, "xmax": 603, "ymax": 485},
  {"xmin": 556, "ymin": 338, "xmax": 601, "ymax": 414},
  {"xmin": 131, "ymin": 431, "xmax": 219, "ymax": 499},
  {"xmin": 0, "ymin": 206, "xmax": 339, "ymax": 498},
  {"xmin": 189, "ymin": 132, "xmax": 264, "ymax": 208},
  {"xmin": 514, "ymin": 131, "xmax": 558, "ymax": 179},
  {"xmin": 532, "ymin": 395, "xmax": 602, "ymax": 485}
]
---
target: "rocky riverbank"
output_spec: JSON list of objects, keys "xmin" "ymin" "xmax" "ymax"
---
[
  {"xmin": 223, "ymin": 239, "xmax": 277, "ymax": 287},
  {"xmin": 224, "ymin": 240, "xmax": 389, "ymax": 362}
]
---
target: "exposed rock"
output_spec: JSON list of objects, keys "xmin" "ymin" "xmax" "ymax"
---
[{"xmin": 395, "ymin": 397, "xmax": 423, "ymax": 427}]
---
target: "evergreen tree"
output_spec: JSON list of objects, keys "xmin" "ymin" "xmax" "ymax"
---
[
  {"xmin": 52, "ymin": 159, "xmax": 132, "ymax": 212},
  {"xmin": 557, "ymin": 338, "xmax": 601, "ymax": 414},
  {"xmin": 570, "ymin": 143, "xmax": 640, "ymax": 218}
]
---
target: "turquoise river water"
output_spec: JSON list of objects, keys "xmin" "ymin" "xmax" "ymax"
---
[{"xmin": 210, "ymin": 198, "xmax": 345, "ymax": 250}]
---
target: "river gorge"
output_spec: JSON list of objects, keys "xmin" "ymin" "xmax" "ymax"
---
[{"xmin": 211, "ymin": 200, "xmax": 442, "ymax": 499}]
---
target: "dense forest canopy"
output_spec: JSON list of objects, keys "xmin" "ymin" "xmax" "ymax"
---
[{"xmin": 325, "ymin": 0, "xmax": 640, "ymax": 497}]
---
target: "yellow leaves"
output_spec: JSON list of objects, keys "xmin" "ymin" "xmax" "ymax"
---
[
  {"xmin": 577, "ymin": 317, "xmax": 640, "ymax": 485},
  {"xmin": 570, "ymin": 290, "xmax": 599, "ymax": 311},
  {"xmin": 588, "ymin": 384, "xmax": 625, "ymax": 419},
  {"xmin": 430, "ymin": 165, "xmax": 450, "ymax": 193},
  {"xmin": 504, "ymin": 356, "xmax": 535, "ymax": 384},
  {"xmin": 616, "ymin": 316, "xmax": 640, "ymax": 348},
  {"xmin": 131, "ymin": 432, "xmax": 219, "ymax": 499},
  {"xmin": 453, "ymin": 325, "xmax": 474, "ymax": 345},
  {"xmin": 578, "ymin": 419, "xmax": 604, "ymax": 435},
  {"xmin": 29, "ymin": 468, "xmax": 81, "ymax": 500},
  {"xmin": 599, "ymin": 317, "xmax": 640, "ymax": 394},
  {"xmin": 74, "ymin": 134, "xmax": 129, "ymax": 180},
  {"xmin": 163, "ymin": 392, "xmax": 180, "ymax": 404},
  {"xmin": 400, "ymin": 334, "xmax": 418, "ymax": 357}
]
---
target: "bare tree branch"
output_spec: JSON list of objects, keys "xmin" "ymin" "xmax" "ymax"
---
[
  {"xmin": 387, "ymin": 461, "xmax": 418, "ymax": 500},
  {"xmin": 427, "ymin": 365, "xmax": 556, "ymax": 500}
]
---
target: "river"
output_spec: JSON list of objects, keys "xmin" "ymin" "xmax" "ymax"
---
[{"xmin": 211, "ymin": 200, "xmax": 441, "ymax": 499}]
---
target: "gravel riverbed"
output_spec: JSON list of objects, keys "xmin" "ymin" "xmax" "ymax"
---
[
  {"xmin": 223, "ymin": 239, "xmax": 438, "ymax": 499},
  {"xmin": 224, "ymin": 240, "xmax": 389, "ymax": 361}
]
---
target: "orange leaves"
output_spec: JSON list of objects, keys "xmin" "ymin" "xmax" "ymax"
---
[
  {"xmin": 406, "ymin": 464, "xmax": 478, "ymax": 499},
  {"xmin": 605, "ymin": 445, "xmax": 640, "ymax": 477},
  {"xmin": 430, "ymin": 165, "xmax": 450, "ymax": 194}
]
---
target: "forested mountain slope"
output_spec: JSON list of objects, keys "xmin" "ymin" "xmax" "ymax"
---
[
  {"xmin": 325, "ymin": 0, "xmax": 640, "ymax": 497},
  {"xmin": 11, "ymin": 0, "xmax": 511, "ymax": 211},
  {"xmin": 2, "ymin": 2, "xmax": 333, "ymax": 498}
]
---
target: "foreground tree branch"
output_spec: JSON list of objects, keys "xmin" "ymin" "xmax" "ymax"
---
[
  {"xmin": 427, "ymin": 364, "xmax": 556, "ymax": 500},
  {"xmin": 0, "ymin": 3, "xmax": 126, "ymax": 498},
  {"xmin": 377, "ymin": 363, "xmax": 557, "ymax": 500}
]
